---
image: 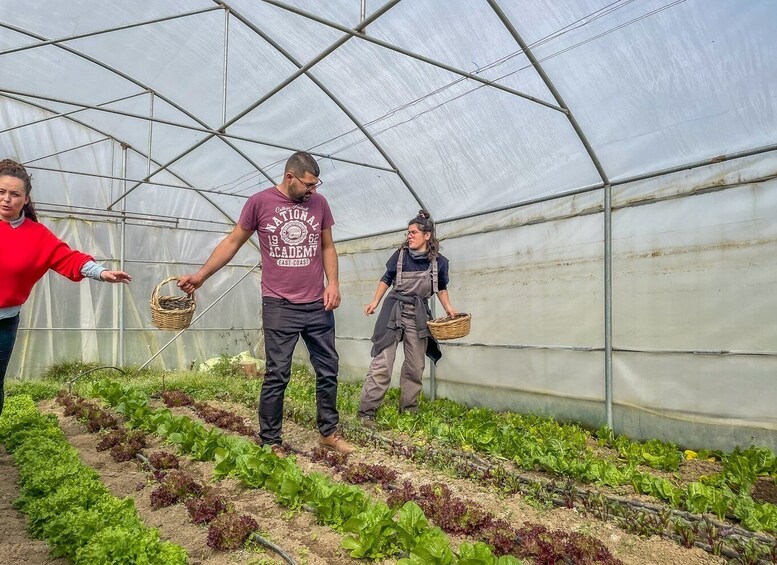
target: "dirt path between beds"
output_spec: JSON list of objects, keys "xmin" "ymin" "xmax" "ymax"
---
[{"xmin": 0, "ymin": 447, "xmax": 67, "ymax": 565}]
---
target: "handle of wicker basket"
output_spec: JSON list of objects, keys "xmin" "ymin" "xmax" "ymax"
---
[
  {"xmin": 150, "ymin": 276, "xmax": 195, "ymax": 308},
  {"xmin": 446, "ymin": 313, "xmax": 469, "ymax": 321},
  {"xmin": 431, "ymin": 313, "xmax": 468, "ymax": 324}
]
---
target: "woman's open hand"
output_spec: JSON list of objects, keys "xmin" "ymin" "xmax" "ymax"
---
[{"xmin": 100, "ymin": 270, "xmax": 132, "ymax": 284}]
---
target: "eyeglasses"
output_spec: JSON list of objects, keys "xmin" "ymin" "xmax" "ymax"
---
[{"xmin": 290, "ymin": 173, "xmax": 323, "ymax": 190}]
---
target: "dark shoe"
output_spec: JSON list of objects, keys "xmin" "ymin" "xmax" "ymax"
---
[
  {"xmin": 358, "ymin": 416, "xmax": 377, "ymax": 430},
  {"xmin": 318, "ymin": 431, "xmax": 356, "ymax": 454}
]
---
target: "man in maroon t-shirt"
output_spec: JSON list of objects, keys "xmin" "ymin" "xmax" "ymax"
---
[{"xmin": 178, "ymin": 152, "xmax": 355, "ymax": 454}]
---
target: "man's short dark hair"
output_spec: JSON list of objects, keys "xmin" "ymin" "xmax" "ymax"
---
[{"xmin": 285, "ymin": 151, "xmax": 320, "ymax": 178}]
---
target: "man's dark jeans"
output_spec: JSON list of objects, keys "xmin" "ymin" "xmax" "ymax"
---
[
  {"xmin": 0, "ymin": 314, "xmax": 20, "ymax": 417},
  {"xmin": 259, "ymin": 298, "xmax": 339, "ymax": 445}
]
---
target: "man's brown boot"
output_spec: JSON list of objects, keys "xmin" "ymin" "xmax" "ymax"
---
[{"xmin": 318, "ymin": 431, "xmax": 356, "ymax": 454}]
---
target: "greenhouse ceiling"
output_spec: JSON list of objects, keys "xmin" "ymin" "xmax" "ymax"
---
[{"xmin": 1, "ymin": 0, "xmax": 776, "ymax": 240}]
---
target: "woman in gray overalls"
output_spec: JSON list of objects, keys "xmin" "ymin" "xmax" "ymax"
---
[{"xmin": 357, "ymin": 210, "xmax": 457, "ymax": 425}]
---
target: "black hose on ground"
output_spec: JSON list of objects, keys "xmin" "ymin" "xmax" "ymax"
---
[
  {"xmin": 248, "ymin": 532, "xmax": 298, "ymax": 565},
  {"xmin": 67, "ymin": 366, "xmax": 126, "ymax": 393}
]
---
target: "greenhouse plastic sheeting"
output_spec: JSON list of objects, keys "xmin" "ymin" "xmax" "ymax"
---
[{"xmin": 1, "ymin": 0, "xmax": 776, "ymax": 451}]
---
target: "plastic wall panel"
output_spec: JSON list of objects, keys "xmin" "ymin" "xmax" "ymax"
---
[
  {"xmin": 314, "ymin": 40, "xmax": 599, "ymax": 219},
  {"xmin": 120, "ymin": 220, "xmax": 259, "ymax": 277},
  {"xmin": 87, "ymin": 110, "xmax": 211, "ymax": 177},
  {"xmin": 121, "ymin": 160, "xmax": 248, "ymax": 227},
  {"xmin": 612, "ymin": 181, "xmax": 777, "ymax": 352},
  {"xmin": 441, "ymin": 214, "xmax": 604, "ymax": 347},
  {"xmin": 223, "ymin": 14, "xmax": 340, "ymax": 121},
  {"xmin": 613, "ymin": 352, "xmax": 777, "ymax": 451},
  {"xmin": 19, "ymin": 144, "xmax": 117, "ymax": 210},
  {"xmin": 170, "ymin": 137, "xmax": 271, "ymax": 198},
  {"xmin": 614, "ymin": 352, "xmax": 776, "ymax": 426},
  {"xmin": 309, "ymin": 127, "xmax": 400, "ymax": 170},
  {"xmin": 608, "ymin": 174, "xmax": 777, "ymax": 450},
  {"xmin": 336, "ymin": 190, "xmax": 606, "ymax": 349},
  {"xmin": 434, "ymin": 346, "xmax": 605, "ymax": 407}
]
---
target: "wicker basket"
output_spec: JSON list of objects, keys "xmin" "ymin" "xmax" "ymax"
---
[
  {"xmin": 150, "ymin": 276, "xmax": 196, "ymax": 331},
  {"xmin": 427, "ymin": 313, "xmax": 471, "ymax": 340}
]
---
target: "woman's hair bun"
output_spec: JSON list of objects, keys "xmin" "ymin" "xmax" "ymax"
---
[{"xmin": 417, "ymin": 209, "xmax": 430, "ymax": 219}]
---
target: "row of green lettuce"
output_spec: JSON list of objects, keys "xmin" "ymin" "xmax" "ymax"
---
[
  {"xmin": 83, "ymin": 379, "xmax": 521, "ymax": 565},
  {"xmin": 10, "ymin": 363, "xmax": 777, "ymax": 533},
  {"xmin": 0, "ymin": 394, "xmax": 187, "ymax": 565}
]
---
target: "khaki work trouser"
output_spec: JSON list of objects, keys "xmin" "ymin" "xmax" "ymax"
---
[{"xmin": 358, "ymin": 308, "xmax": 426, "ymax": 417}]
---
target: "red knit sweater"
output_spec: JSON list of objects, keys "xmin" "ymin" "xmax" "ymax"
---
[{"xmin": 0, "ymin": 218, "xmax": 93, "ymax": 308}]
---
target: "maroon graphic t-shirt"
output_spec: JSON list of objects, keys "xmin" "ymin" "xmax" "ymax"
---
[{"xmin": 239, "ymin": 186, "xmax": 334, "ymax": 303}]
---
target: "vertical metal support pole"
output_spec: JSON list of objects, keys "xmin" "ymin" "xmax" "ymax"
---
[
  {"xmin": 360, "ymin": 0, "xmax": 367, "ymax": 23},
  {"xmin": 604, "ymin": 183, "xmax": 613, "ymax": 429},
  {"xmin": 429, "ymin": 297, "xmax": 437, "ymax": 401},
  {"xmin": 109, "ymin": 144, "xmax": 117, "ymax": 366},
  {"xmin": 118, "ymin": 146, "xmax": 128, "ymax": 366},
  {"xmin": 147, "ymin": 92, "xmax": 155, "ymax": 175},
  {"xmin": 222, "ymin": 8, "xmax": 230, "ymax": 125}
]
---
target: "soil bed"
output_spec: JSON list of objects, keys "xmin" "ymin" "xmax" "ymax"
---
[{"xmin": 0, "ymin": 392, "xmax": 738, "ymax": 564}]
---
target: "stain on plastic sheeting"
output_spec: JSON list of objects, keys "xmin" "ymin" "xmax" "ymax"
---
[
  {"xmin": 430, "ymin": 200, "xmax": 605, "ymax": 242},
  {"xmin": 613, "ymin": 172, "xmax": 772, "ymax": 210},
  {"xmin": 627, "ymin": 236, "xmax": 775, "ymax": 262},
  {"xmin": 464, "ymin": 255, "xmax": 605, "ymax": 276}
]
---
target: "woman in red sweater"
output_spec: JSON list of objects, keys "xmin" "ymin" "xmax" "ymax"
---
[{"xmin": 0, "ymin": 159, "xmax": 131, "ymax": 415}]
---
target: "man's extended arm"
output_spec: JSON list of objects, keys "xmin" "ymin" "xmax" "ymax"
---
[{"xmin": 178, "ymin": 224, "xmax": 254, "ymax": 293}]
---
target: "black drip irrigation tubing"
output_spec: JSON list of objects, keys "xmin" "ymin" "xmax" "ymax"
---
[
  {"xmin": 316, "ymin": 414, "xmax": 777, "ymax": 564},
  {"xmin": 67, "ymin": 366, "xmax": 126, "ymax": 393},
  {"xmin": 248, "ymin": 533, "xmax": 298, "ymax": 565},
  {"xmin": 135, "ymin": 454, "xmax": 297, "ymax": 565}
]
